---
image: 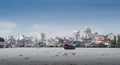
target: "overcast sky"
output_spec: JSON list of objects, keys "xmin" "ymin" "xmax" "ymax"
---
[{"xmin": 0, "ymin": 0, "xmax": 120, "ymax": 38}]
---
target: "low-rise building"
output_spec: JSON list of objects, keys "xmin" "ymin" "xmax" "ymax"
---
[{"xmin": 92, "ymin": 35, "xmax": 104, "ymax": 44}]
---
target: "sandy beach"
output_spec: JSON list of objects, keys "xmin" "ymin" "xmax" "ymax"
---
[{"xmin": 0, "ymin": 48, "xmax": 120, "ymax": 65}]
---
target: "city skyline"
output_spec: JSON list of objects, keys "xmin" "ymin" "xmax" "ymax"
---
[{"xmin": 0, "ymin": 0, "xmax": 120, "ymax": 38}]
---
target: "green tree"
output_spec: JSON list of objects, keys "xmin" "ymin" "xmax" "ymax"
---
[
  {"xmin": 110, "ymin": 36, "xmax": 116, "ymax": 45},
  {"xmin": 0, "ymin": 37, "xmax": 5, "ymax": 42},
  {"xmin": 104, "ymin": 35, "xmax": 116, "ymax": 46},
  {"xmin": 117, "ymin": 37, "xmax": 120, "ymax": 44}
]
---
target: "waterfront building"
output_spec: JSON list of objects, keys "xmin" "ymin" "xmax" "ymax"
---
[
  {"xmin": 16, "ymin": 35, "xmax": 35, "ymax": 47},
  {"xmin": 92, "ymin": 32, "xmax": 98, "ymax": 37},
  {"xmin": 5, "ymin": 36, "xmax": 16, "ymax": 48},
  {"xmin": 19, "ymin": 35, "xmax": 25, "ymax": 40},
  {"xmin": 45, "ymin": 38, "xmax": 57, "ymax": 47},
  {"xmin": 81, "ymin": 26, "xmax": 93, "ymax": 44},
  {"xmin": 92, "ymin": 35, "xmax": 105, "ymax": 44},
  {"xmin": 73, "ymin": 30, "xmax": 80, "ymax": 41},
  {"xmin": 38, "ymin": 33, "xmax": 45, "ymax": 41},
  {"xmin": 83, "ymin": 26, "xmax": 92, "ymax": 39}
]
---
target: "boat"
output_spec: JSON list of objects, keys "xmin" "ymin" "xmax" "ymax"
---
[
  {"xmin": 63, "ymin": 43, "xmax": 75, "ymax": 50},
  {"xmin": 63, "ymin": 41, "xmax": 75, "ymax": 50}
]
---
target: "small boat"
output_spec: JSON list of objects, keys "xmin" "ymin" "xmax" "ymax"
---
[{"xmin": 63, "ymin": 43, "xmax": 75, "ymax": 50}]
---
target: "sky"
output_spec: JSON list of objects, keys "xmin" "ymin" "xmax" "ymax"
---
[{"xmin": 0, "ymin": 0, "xmax": 120, "ymax": 38}]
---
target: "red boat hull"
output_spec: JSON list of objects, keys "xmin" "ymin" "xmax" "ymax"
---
[{"xmin": 64, "ymin": 44, "xmax": 75, "ymax": 50}]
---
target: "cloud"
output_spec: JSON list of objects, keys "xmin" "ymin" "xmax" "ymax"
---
[
  {"xmin": 0, "ymin": 21, "xmax": 17, "ymax": 29},
  {"xmin": 30, "ymin": 24, "xmax": 74, "ymax": 38},
  {"xmin": 53, "ymin": 30, "xmax": 73, "ymax": 37},
  {"xmin": 0, "ymin": 20, "xmax": 17, "ymax": 36},
  {"xmin": 0, "ymin": 29, "xmax": 12, "ymax": 34},
  {"xmin": 31, "ymin": 24, "xmax": 65, "ymax": 32},
  {"xmin": 32, "ymin": 24, "xmax": 45, "ymax": 30}
]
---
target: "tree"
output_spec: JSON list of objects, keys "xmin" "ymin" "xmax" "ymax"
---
[
  {"xmin": 110, "ymin": 36, "xmax": 116, "ymax": 45},
  {"xmin": 0, "ymin": 37, "xmax": 5, "ymax": 42},
  {"xmin": 104, "ymin": 35, "xmax": 116, "ymax": 47},
  {"xmin": 115, "ymin": 36, "xmax": 120, "ymax": 47},
  {"xmin": 117, "ymin": 37, "xmax": 120, "ymax": 44}
]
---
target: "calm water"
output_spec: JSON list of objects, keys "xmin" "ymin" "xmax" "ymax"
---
[{"xmin": 0, "ymin": 48, "xmax": 120, "ymax": 65}]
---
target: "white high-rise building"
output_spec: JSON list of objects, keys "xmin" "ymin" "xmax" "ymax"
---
[
  {"xmin": 83, "ymin": 26, "xmax": 92, "ymax": 38},
  {"xmin": 73, "ymin": 30, "xmax": 80, "ymax": 41},
  {"xmin": 38, "ymin": 33, "xmax": 45, "ymax": 41}
]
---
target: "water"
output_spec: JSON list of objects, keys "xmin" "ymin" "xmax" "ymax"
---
[{"xmin": 0, "ymin": 48, "xmax": 120, "ymax": 65}]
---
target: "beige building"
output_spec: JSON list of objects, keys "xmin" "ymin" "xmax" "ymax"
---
[{"xmin": 83, "ymin": 26, "xmax": 92, "ymax": 38}]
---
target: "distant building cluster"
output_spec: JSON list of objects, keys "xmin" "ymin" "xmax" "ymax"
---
[{"xmin": 0, "ymin": 26, "xmax": 120, "ymax": 48}]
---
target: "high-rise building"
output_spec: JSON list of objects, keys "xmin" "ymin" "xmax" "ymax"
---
[
  {"xmin": 38, "ymin": 33, "xmax": 45, "ymax": 41},
  {"xmin": 73, "ymin": 30, "xmax": 80, "ymax": 41}
]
